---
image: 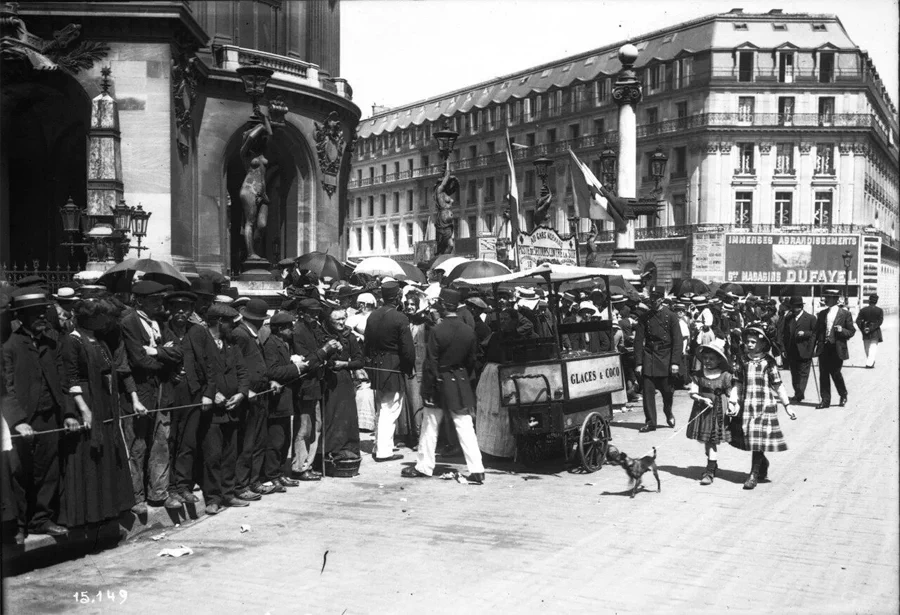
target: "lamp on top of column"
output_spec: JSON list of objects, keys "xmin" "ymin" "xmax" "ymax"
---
[{"xmin": 433, "ymin": 121, "xmax": 459, "ymax": 161}]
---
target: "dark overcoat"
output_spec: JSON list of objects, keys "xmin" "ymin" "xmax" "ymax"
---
[
  {"xmin": 856, "ymin": 305, "xmax": 884, "ymax": 343},
  {"xmin": 782, "ymin": 310, "xmax": 817, "ymax": 360},
  {"xmin": 633, "ymin": 306, "xmax": 684, "ymax": 377},
  {"xmin": 363, "ymin": 305, "xmax": 415, "ymax": 393},
  {"xmin": 421, "ymin": 316, "xmax": 477, "ymax": 414},
  {"xmin": 813, "ymin": 307, "xmax": 856, "ymax": 361},
  {"xmin": 263, "ymin": 334, "xmax": 303, "ymax": 418},
  {"xmin": 2, "ymin": 328, "xmax": 66, "ymax": 422}
]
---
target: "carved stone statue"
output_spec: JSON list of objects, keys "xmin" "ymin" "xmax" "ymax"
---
[
  {"xmin": 583, "ymin": 221, "xmax": 602, "ymax": 267},
  {"xmin": 239, "ymin": 112, "xmax": 273, "ymax": 261},
  {"xmin": 433, "ymin": 157, "xmax": 458, "ymax": 255},
  {"xmin": 533, "ymin": 184, "xmax": 553, "ymax": 228}
]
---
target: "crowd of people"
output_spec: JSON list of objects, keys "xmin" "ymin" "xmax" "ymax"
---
[{"xmin": 0, "ymin": 263, "xmax": 884, "ymax": 544}]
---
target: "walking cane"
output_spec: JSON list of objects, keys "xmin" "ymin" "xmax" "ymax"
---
[{"xmin": 811, "ymin": 357, "xmax": 821, "ymax": 403}]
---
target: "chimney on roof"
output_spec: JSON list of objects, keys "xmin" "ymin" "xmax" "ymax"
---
[
  {"xmin": 728, "ymin": 8, "xmax": 744, "ymax": 13},
  {"xmin": 371, "ymin": 104, "xmax": 391, "ymax": 115},
  {"xmin": 768, "ymin": 9, "xmax": 783, "ymax": 14}
]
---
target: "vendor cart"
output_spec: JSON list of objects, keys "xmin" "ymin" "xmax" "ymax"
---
[{"xmin": 457, "ymin": 264, "xmax": 639, "ymax": 472}]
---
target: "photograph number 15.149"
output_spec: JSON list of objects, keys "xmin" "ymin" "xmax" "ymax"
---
[{"xmin": 74, "ymin": 590, "xmax": 128, "ymax": 604}]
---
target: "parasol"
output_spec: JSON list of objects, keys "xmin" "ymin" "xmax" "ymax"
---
[
  {"xmin": 443, "ymin": 259, "xmax": 511, "ymax": 284},
  {"xmin": 97, "ymin": 258, "xmax": 190, "ymax": 292},
  {"xmin": 295, "ymin": 251, "xmax": 344, "ymax": 281}
]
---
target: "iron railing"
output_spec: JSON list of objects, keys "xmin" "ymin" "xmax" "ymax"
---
[{"xmin": 1, "ymin": 263, "xmax": 79, "ymax": 292}]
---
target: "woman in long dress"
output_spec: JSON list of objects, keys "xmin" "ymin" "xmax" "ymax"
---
[
  {"xmin": 59, "ymin": 299, "xmax": 138, "ymax": 527},
  {"xmin": 320, "ymin": 309, "xmax": 363, "ymax": 463}
]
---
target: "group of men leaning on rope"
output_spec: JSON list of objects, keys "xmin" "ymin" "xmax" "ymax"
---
[{"xmin": 0, "ymin": 265, "xmax": 885, "ymax": 544}]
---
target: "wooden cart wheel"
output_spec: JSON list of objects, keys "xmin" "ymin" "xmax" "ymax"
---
[{"xmin": 578, "ymin": 412, "xmax": 610, "ymax": 473}]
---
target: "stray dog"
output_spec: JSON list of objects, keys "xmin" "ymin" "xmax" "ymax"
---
[{"xmin": 606, "ymin": 445, "xmax": 660, "ymax": 498}]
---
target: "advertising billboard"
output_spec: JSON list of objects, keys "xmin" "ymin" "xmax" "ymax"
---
[
  {"xmin": 724, "ymin": 233, "xmax": 860, "ymax": 285},
  {"xmin": 516, "ymin": 227, "xmax": 577, "ymax": 270}
]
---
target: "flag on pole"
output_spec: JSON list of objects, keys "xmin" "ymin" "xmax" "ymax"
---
[
  {"xmin": 504, "ymin": 129, "xmax": 521, "ymax": 241},
  {"xmin": 567, "ymin": 148, "xmax": 625, "ymax": 229}
]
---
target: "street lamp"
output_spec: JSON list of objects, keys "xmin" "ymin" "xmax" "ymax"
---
[
  {"xmin": 235, "ymin": 57, "xmax": 274, "ymax": 118},
  {"xmin": 60, "ymin": 196, "xmax": 82, "ymax": 235},
  {"xmin": 842, "ymin": 249, "xmax": 853, "ymax": 304},
  {"xmin": 113, "ymin": 199, "xmax": 133, "ymax": 233},
  {"xmin": 534, "ymin": 156, "xmax": 553, "ymax": 185},
  {"xmin": 649, "ymin": 146, "xmax": 669, "ymax": 190},
  {"xmin": 600, "ymin": 145, "xmax": 617, "ymax": 190},
  {"xmin": 433, "ymin": 121, "xmax": 459, "ymax": 161},
  {"xmin": 130, "ymin": 203, "xmax": 151, "ymax": 255}
]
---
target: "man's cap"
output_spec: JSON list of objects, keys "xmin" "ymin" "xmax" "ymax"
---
[
  {"xmin": 439, "ymin": 287, "xmax": 460, "ymax": 306},
  {"xmin": 869, "ymin": 293, "xmax": 879, "ymax": 302},
  {"xmin": 823, "ymin": 289, "xmax": 841, "ymax": 297},
  {"xmin": 297, "ymin": 298, "xmax": 323, "ymax": 313},
  {"xmin": 648, "ymin": 286, "xmax": 665, "ymax": 300},
  {"xmin": 190, "ymin": 277, "xmax": 216, "ymax": 297},
  {"xmin": 15, "ymin": 275, "xmax": 49, "ymax": 289},
  {"xmin": 673, "ymin": 303, "xmax": 686, "ymax": 312},
  {"xmin": 240, "ymin": 298, "xmax": 269, "ymax": 321},
  {"xmin": 789, "ymin": 296, "xmax": 804, "ymax": 308},
  {"xmin": 166, "ymin": 291, "xmax": 197, "ymax": 304},
  {"xmin": 132, "ymin": 280, "xmax": 168, "ymax": 296},
  {"xmin": 213, "ymin": 294, "xmax": 234, "ymax": 305},
  {"xmin": 381, "ymin": 281, "xmax": 401, "ymax": 301},
  {"xmin": 10, "ymin": 290, "xmax": 53, "ymax": 311},
  {"xmin": 269, "ymin": 311, "xmax": 294, "ymax": 327},
  {"xmin": 206, "ymin": 303, "xmax": 238, "ymax": 320},
  {"xmin": 466, "ymin": 296, "xmax": 490, "ymax": 310}
]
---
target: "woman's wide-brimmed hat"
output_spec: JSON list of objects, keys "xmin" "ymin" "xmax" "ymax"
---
[{"xmin": 695, "ymin": 337, "xmax": 730, "ymax": 367}]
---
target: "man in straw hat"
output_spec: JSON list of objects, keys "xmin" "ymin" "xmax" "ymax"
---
[
  {"xmin": 1, "ymin": 290, "xmax": 69, "ymax": 538},
  {"xmin": 402, "ymin": 287, "xmax": 485, "ymax": 484},
  {"xmin": 813, "ymin": 288, "xmax": 855, "ymax": 409},
  {"xmin": 364, "ymin": 281, "xmax": 415, "ymax": 463},
  {"xmin": 780, "ymin": 296, "xmax": 816, "ymax": 404}
]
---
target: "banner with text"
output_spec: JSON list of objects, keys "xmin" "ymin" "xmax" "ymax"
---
[
  {"xmin": 516, "ymin": 227, "xmax": 577, "ymax": 270},
  {"xmin": 724, "ymin": 233, "xmax": 860, "ymax": 285}
]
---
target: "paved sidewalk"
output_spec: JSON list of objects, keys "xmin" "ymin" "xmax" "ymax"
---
[{"xmin": 6, "ymin": 318, "xmax": 898, "ymax": 614}]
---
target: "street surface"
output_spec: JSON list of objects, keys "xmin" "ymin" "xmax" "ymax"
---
[{"xmin": 5, "ymin": 317, "xmax": 899, "ymax": 615}]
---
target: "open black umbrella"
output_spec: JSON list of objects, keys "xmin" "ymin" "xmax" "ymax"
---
[
  {"xmin": 395, "ymin": 261, "xmax": 427, "ymax": 284},
  {"xmin": 294, "ymin": 251, "xmax": 344, "ymax": 281},
  {"xmin": 671, "ymin": 278, "xmax": 710, "ymax": 296},
  {"xmin": 97, "ymin": 258, "xmax": 191, "ymax": 292}
]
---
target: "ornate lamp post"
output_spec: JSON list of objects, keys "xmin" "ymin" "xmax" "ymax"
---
[
  {"xmin": 433, "ymin": 121, "xmax": 459, "ymax": 161},
  {"xmin": 432, "ymin": 122, "xmax": 460, "ymax": 256},
  {"xmin": 130, "ymin": 203, "xmax": 151, "ymax": 255},
  {"xmin": 842, "ymin": 249, "xmax": 853, "ymax": 304},
  {"xmin": 235, "ymin": 57, "xmax": 274, "ymax": 118},
  {"xmin": 600, "ymin": 145, "xmax": 618, "ymax": 190},
  {"xmin": 532, "ymin": 156, "xmax": 554, "ymax": 229},
  {"xmin": 649, "ymin": 146, "xmax": 669, "ymax": 191}
]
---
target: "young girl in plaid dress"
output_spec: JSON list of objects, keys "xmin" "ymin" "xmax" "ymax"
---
[
  {"xmin": 687, "ymin": 339, "xmax": 739, "ymax": 485},
  {"xmin": 733, "ymin": 324, "xmax": 797, "ymax": 490}
]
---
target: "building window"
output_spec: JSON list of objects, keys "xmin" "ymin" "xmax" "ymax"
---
[
  {"xmin": 593, "ymin": 79, "xmax": 608, "ymax": 105},
  {"xmin": 369, "ymin": 167, "xmax": 375, "ymax": 180},
  {"xmin": 778, "ymin": 96, "xmax": 795, "ymax": 125},
  {"xmin": 356, "ymin": 169, "xmax": 362, "ymax": 183},
  {"xmin": 568, "ymin": 123, "xmax": 579, "ymax": 143},
  {"xmin": 381, "ymin": 164, "xmax": 387, "ymax": 178},
  {"xmin": 547, "ymin": 128, "xmax": 556, "ymax": 144},
  {"xmin": 407, "ymin": 189, "xmax": 414, "ymax": 212},
  {"xmin": 814, "ymin": 192, "xmax": 832, "ymax": 226},
  {"xmin": 468, "ymin": 145, "xmax": 477, "ymax": 160},
  {"xmin": 775, "ymin": 143, "xmax": 794, "ymax": 174},
  {"xmin": 593, "ymin": 118, "xmax": 605, "ymax": 135},
  {"xmin": 407, "ymin": 158, "xmax": 414, "ymax": 172},
  {"xmin": 355, "ymin": 197, "xmax": 362, "ymax": 218},
  {"xmin": 525, "ymin": 209, "xmax": 535, "ymax": 231},
  {"xmin": 735, "ymin": 192, "xmax": 753, "ymax": 227},
  {"xmin": 675, "ymin": 101, "xmax": 688, "ymax": 128},
  {"xmin": 819, "ymin": 52, "xmax": 835, "ymax": 82},
  {"xmin": 676, "ymin": 56, "xmax": 692, "ymax": 87},
  {"xmin": 672, "ymin": 146, "xmax": 687, "ymax": 178},
  {"xmin": 812, "ymin": 23, "xmax": 827, "ymax": 32},
  {"xmin": 526, "ymin": 132, "xmax": 536, "ymax": 147},
  {"xmin": 486, "ymin": 141, "xmax": 495, "ymax": 155},
  {"xmin": 648, "ymin": 64, "xmax": 661, "ymax": 90},
  {"xmin": 645, "ymin": 107, "xmax": 658, "ymax": 126},
  {"xmin": 419, "ymin": 219, "xmax": 427, "ymax": 242},
  {"xmin": 379, "ymin": 226, "xmax": 387, "ymax": 252},
  {"xmin": 380, "ymin": 194, "xmax": 386, "ymax": 215},
  {"xmin": 778, "ymin": 51, "xmax": 795, "ymax": 83},
  {"xmin": 737, "ymin": 143, "xmax": 755, "ymax": 174},
  {"xmin": 406, "ymin": 222, "xmax": 414, "ymax": 247},
  {"xmin": 355, "ymin": 228, "xmax": 362, "ymax": 253},
  {"xmin": 815, "ymin": 144, "xmax": 834, "ymax": 175},
  {"xmin": 738, "ymin": 51, "xmax": 754, "ymax": 82},
  {"xmin": 368, "ymin": 196, "xmax": 374, "ymax": 217},
  {"xmin": 468, "ymin": 215, "xmax": 477, "ymax": 238},
  {"xmin": 394, "ymin": 161, "xmax": 400, "ymax": 176},
  {"xmin": 672, "ymin": 194, "xmax": 686, "ymax": 226},
  {"xmin": 471, "ymin": 111, "xmax": 479, "ymax": 133},
  {"xmin": 485, "ymin": 213, "xmax": 496, "ymax": 234},
  {"xmin": 421, "ymin": 154, "xmax": 429, "ymax": 168},
  {"xmin": 367, "ymin": 227, "xmax": 374, "ymax": 252},
  {"xmin": 524, "ymin": 170, "xmax": 535, "ymax": 197},
  {"xmin": 485, "ymin": 177, "xmax": 495, "ymax": 202},
  {"xmin": 393, "ymin": 192, "xmax": 400, "ymax": 213},
  {"xmin": 523, "ymin": 97, "xmax": 533, "ymax": 122},
  {"xmin": 818, "ymin": 97, "xmax": 835, "ymax": 125},
  {"xmin": 775, "ymin": 192, "xmax": 793, "ymax": 226},
  {"xmin": 467, "ymin": 180, "xmax": 477, "ymax": 203},
  {"xmin": 738, "ymin": 96, "xmax": 754, "ymax": 123}
]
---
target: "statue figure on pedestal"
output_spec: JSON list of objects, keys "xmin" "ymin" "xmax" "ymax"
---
[
  {"xmin": 239, "ymin": 111, "xmax": 273, "ymax": 261},
  {"xmin": 433, "ymin": 157, "xmax": 458, "ymax": 255},
  {"xmin": 533, "ymin": 184, "xmax": 553, "ymax": 228}
]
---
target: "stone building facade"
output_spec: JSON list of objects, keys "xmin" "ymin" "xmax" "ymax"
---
[
  {"xmin": 347, "ymin": 9, "xmax": 898, "ymax": 308},
  {"xmin": 1, "ymin": 0, "xmax": 358, "ymax": 276}
]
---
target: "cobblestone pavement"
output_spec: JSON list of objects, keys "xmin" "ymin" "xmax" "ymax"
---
[{"xmin": 6, "ymin": 318, "xmax": 899, "ymax": 615}]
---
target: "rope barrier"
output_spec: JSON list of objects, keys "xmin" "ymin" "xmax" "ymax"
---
[{"xmin": 9, "ymin": 372, "xmax": 306, "ymax": 439}]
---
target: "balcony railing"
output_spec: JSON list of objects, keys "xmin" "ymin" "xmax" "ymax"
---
[{"xmin": 709, "ymin": 67, "xmax": 869, "ymax": 84}]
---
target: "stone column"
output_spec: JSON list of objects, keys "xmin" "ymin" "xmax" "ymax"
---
[
  {"xmin": 611, "ymin": 44, "xmax": 641, "ymax": 267},
  {"xmin": 838, "ymin": 142, "xmax": 855, "ymax": 225},
  {"xmin": 699, "ymin": 142, "xmax": 718, "ymax": 223},
  {"xmin": 306, "ymin": 0, "xmax": 339, "ymax": 78}
]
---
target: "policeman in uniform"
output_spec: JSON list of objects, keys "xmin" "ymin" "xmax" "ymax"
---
[
  {"xmin": 401, "ymin": 287, "xmax": 485, "ymax": 484},
  {"xmin": 364, "ymin": 281, "xmax": 415, "ymax": 462},
  {"xmin": 633, "ymin": 287, "xmax": 684, "ymax": 432}
]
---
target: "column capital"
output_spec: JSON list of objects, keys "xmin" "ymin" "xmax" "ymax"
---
[{"xmin": 612, "ymin": 80, "xmax": 642, "ymax": 107}]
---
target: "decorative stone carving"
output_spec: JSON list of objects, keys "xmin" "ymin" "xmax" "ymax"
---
[
  {"xmin": 839, "ymin": 143, "xmax": 854, "ymax": 155},
  {"xmin": 612, "ymin": 82, "xmax": 642, "ymax": 106},
  {"xmin": 759, "ymin": 142, "xmax": 773, "ymax": 154},
  {"xmin": 313, "ymin": 111, "xmax": 345, "ymax": 197},
  {"xmin": 172, "ymin": 53, "xmax": 200, "ymax": 158},
  {"xmin": 853, "ymin": 143, "xmax": 868, "ymax": 156},
  {"xmin": 799, "ymin": 142, "xmax": 813, "ymax": 154},
  {"xmin": 718, "ymin": 142, "xmax": 733, "ymax": 154},
  {"xmin": 705, "ymin": 142, "xmax": 719, "ymax": 154}
]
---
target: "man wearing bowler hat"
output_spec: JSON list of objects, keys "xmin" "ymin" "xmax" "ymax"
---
[
  {"xmin": 364, "ymin": 281, "xmax": 415, "ymax": 462},
  {"xmin": 633, "ymin": 286, "xmax": 684, "ymax": 432},
  {"xmin": 232, "ymin": 298, "xmax": 275, "ymax": 500},
  {"xmin": 402, "ymin": 287, "xmax": 485, "ymax": 484},
  {"xmin": 121, "ymin": 280, "xmax": 185, "ymax": 514},
  {"xmin": 813, "ymin": 288, "xmax": 856, "ymax": 408},
  {"xmin": 781, "ymin": 296, "xmax": 816, "ymax": 404},
  {"xmin": 855, "ymin": 294, "xmax": 883, "ymax": 368},
  {"xmin": 1, "ymin": 290, "xmax": 68, "ymax": 537}
]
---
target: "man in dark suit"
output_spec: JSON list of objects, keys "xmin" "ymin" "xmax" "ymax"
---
[
  {"xmin": 364, "ymin": 281, "xmax": 415, "ymax": 462},
  {"xmin": 1, "ymin": 290, "xmax": 68, "ymax": 537},
  {"xmin": 401, "ymin": 287, "xmax": 484, "ymax": 484},
  {"xmin": 633, "ymin": 287, "xmax": 684, "ymax": 432},
  {"xmin": 781, "ymin": 295, "xmax": 816, "ymax": 403},
  {"xmin": 120, "ymin": 280, "xmax": 183, "ymax": 514},
  {"xmin": 291, "ymin": 298, "xmax": 340, "ymax": 480},
  {"xmin": 813, "ymin": 288, "xmax": 856, "ymax": 409},
  {"xmin": 262, "ymin": 311, "xmax": 307, "ymax": 491},
  {"xmin": 856, "ymin": 294, "xmax": 884, "ymax": 368}
]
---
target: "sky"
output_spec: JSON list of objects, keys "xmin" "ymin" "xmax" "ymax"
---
[{"xmin": 341, "ymin": 0, "xmax": 899, "ymax": 119}]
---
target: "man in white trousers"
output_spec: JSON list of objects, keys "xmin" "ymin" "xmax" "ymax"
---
[
  {"xmin": 364, "ymin": 281, "xmax": 416, "ymax": 462},
  {"xmin": 402, "ymin": 287, "xmax": 485, "ymax": 484}
]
